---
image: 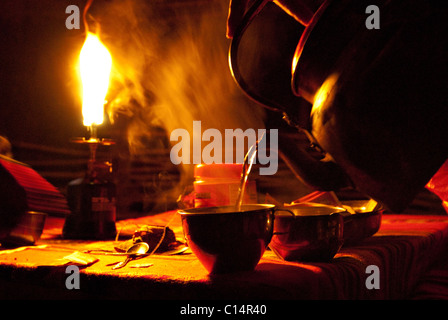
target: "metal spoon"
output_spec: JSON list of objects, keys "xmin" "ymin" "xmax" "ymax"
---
[{"xmin": 112, "ymin": 242, "xmax": 149, "ymax": 270}]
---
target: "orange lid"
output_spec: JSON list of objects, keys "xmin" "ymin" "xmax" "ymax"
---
[{"xmin": 194, "ymin": 163, "xmax": 243, "ymax": 179}]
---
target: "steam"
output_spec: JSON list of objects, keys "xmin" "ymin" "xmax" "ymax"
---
[{"xmin": 91, "ymin": 0, "xmax": 266, "ymax": 190}]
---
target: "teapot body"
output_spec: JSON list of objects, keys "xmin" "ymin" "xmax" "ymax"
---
[
  {"xmin": 293, "ymin": 0, "xmax": 448, "ymax": 211},
  {"xmin": 230, "ymin": 0, "xmax": 448, "ymax": 211}
]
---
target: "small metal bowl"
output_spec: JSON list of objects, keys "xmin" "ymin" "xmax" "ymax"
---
[
  {"xmin": 3, "ymin": 211, "xmax": 47, "ymax": 246},
  {"xmin": 269, "ymin": 203, "xmax": 345, "ymax": 262},
  {"xmin": 178, "ymin": 204, "xmax": 275, "ymax": 274},
  {"xmin": 341, "ymin": 199, "xmax": 383, "ymax": 245}
]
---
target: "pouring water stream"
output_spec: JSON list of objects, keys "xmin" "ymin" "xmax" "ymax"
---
[{"xmin": 235, "ymin": 132, "xmax": 266, "ymax": 211}]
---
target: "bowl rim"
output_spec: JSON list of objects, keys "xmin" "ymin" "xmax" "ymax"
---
[
  {"xmin": 277, "ymin": 202, "xmax": 347, "ymax": 217},
  {"xmin": 178, "ymin": 204, "xmax": 276, "ymax": 216}
]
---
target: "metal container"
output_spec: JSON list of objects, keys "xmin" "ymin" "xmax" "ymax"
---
[
  {"xmin": 229, "ymin": 0, "xmax": 448, "ymax": 212},
  {"xmin": 3, "ymin": 211, "xmax": 47, "ymax": 246},
  {"xmin": 63, "ymin": 160, "xmax": 116, "ymax": 240},
  {"xmin": 178, "ymin": 204, "xmax": 275, "ymax": 274},
  {"xmin": 270, "ymin": 203, "xmax": 345, "ymax": 261},
  {"xmin": 341, "ymin": 200, "xmax": 382, "ymax": 245}
]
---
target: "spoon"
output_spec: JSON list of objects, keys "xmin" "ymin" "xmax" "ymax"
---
[{"xmin": 111, "ymin": 242, "xmax": 149, "ymax": 270}]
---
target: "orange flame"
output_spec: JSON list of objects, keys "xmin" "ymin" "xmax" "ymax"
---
[{"xmin": 79, "ymin": 32, "xmax": 112, "ymax": 127}]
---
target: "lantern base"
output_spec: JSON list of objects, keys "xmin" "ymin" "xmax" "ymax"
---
[{"xmin": 62, "ymin": 176, "xmax": 117, "ymax": 240}]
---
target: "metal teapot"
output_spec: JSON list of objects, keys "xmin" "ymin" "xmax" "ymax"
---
[{"xmin": 229, "ymin": 0, "xmax": 448, "ymax": 212}]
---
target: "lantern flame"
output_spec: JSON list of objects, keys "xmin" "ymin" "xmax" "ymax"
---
[{"xmin": 79, "ymin": 32, "xmax": 112, "ymax": 127}]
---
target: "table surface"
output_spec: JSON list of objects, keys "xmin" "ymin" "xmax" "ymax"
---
[{"xmin": 1, "ymin": 211, "xmax": 448, "ymax": 300}]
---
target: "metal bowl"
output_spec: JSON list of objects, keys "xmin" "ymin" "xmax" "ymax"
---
[
  {"xmin": 2, "ymin": 211, "xmax": 47, "ymax": 246},
  {"xmin": 178, "ymin": 204, "xmax": 275, "ymax": 274},
  {"xmin": 341, "ymin": 199, "xmax": 383, "ymax": 245},
  {"xmin": 269, "ymin": 203, "xmax": 345, "ymax": 262}
]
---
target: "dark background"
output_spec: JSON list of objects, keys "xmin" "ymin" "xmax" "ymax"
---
[{"xmin": 1, "ymin": 0, "xmax": 87, "ymax": 146}]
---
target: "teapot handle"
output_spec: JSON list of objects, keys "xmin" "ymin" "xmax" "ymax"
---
[{"xmin": 229, "ymin": 0, "xmax": 352, "ymax": 192}]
